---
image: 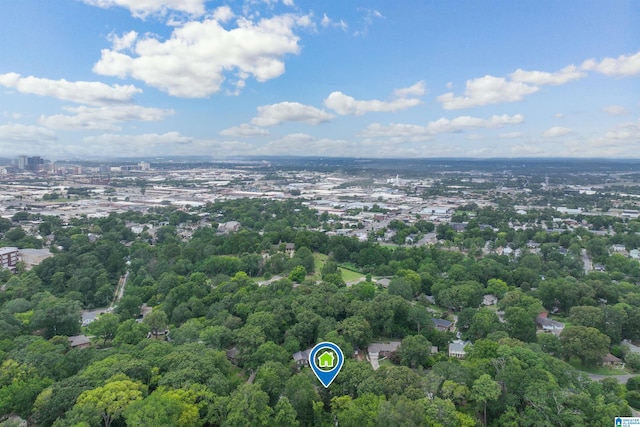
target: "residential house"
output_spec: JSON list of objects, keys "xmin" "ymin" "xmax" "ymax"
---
[
  {"xmin": 293, "ymin": 347, "xmax": 313, "ymax": 367},
  {"xmin": 536, "ymin": 312, "xmax": 565, "ymax": 334},
  {"xmin": 611, "ymin": 244, "xmax": 627, "ymax": 253},
  {"xmin": 218, "ymin": 221, "xmax": 241, "ymax": 233},
  {"xmin": 68, "ymin": 334, "xmax": 91, "ymax": 349},
  {"xmin": 623, "ymin": 340, "xmax": 640, "ymax": 354},
  {"xmin": 367, "ymin": 341, "xmax": 401, "ymax": 359},
  {"xmin": 601, "ymin": 353, "xmax": 625, "ymax": 369},
  {"xmin": 450, "ymin": 222, "xmax": 467, "ymax": 232},
  {"xmin": 285, "ymin": 243, "xmax": 295, "ymax": 257},
  {"xmin": 431, "ymin": 318, "xmax": 455, "ymax": 332},
  {"xmin": 482, "ymin": 294, "xmax": 498, "ymax": 306},
  {"xmin": 448, "ymin": 340, "xmax": 470, "ymax": 359}
]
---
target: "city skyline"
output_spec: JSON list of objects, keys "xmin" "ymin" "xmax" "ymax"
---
[{"xmin": 0, "ymin": 0, "xmax": 639, "ymax": 159}]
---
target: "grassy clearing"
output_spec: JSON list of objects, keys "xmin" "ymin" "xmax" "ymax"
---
[
  {"xmin": 340, "ymin": 268, "xmax": 365, "ymax": 282},
  {"xmin": 312, "ymin": 252, "xmax": 366, "ymax": 282},
  {"xmin": 570, "ymin": 362, "xmax": 629, "ymax": 376}
]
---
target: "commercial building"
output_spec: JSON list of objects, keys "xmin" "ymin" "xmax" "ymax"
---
[{"xmin": 0, "ymin": 247, "xmax": 19, "ymax": 272}]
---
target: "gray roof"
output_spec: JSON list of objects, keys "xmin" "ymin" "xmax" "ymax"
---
[
  {"xmin": 68, "ymin": 334, "xmax": 90, "ymax": 347},
  {"xmin": 448, "ymin": 340, "xmax": 469, "ymax": 353},
  {"xmin": 368, "ymin": 341, "xmax": 401, "ymax": 354},
  {"xmin": 293, "ymin": 348, "xmax": 312, "ymax": 362},
  {"xmin": 431, "ymin": 318, "xmax": 453, "ymax": 328}
]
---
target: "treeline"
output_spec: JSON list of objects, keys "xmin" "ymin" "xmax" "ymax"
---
[{"xmin": 1, "ymin": 199, "xmax": 640, "ymax": 425}]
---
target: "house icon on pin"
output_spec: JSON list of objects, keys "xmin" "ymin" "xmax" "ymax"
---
[{"xmin": 318, "ymin": 351, "xmax": 335, "ymax": 369}]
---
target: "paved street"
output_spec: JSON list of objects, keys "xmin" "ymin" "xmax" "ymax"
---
[
  {"xmin": 582, "ymin": 249, "xmax": 592, "ymax": 275},
  {"xmin": 587, "ymin": 373, "xmax": 634, "ymax": 384}
]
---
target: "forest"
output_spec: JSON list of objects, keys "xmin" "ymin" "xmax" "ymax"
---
[{"xmin": 1, "ymin": 198, "xmax": 640, "ymax": 426}]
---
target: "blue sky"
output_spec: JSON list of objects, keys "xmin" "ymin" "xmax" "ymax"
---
[{"xmin": 0, "ymin": 0, "xmax": 638, "ymax": 159}]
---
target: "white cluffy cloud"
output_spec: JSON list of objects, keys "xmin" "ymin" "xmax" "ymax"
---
[
  {"xmin": 81, "ymin": 0, "xmax": 207, "ymax": 18},
  {"xmin": 542, "ymin": 126, "xmax": 573, "ymax": 138},
  {"xmin": 39, "ymin": 105, "xmax": 173, "ymax": 131},
  {"xmin": 603, "ymin": 105, "xmax": 628, "ymax": 116},
  {"xmin": 510, "ymin": 65, "xmax": 585, "ymax": 86},
  {"xmin": 602, "ymin": 120, "xmax": 640, "ymax": 142},
  {"xmin": 94, "ymin": 12, "xmax": 310, "ymax": 97},
  {"xmin": 220, "ymin": 124, "xmax": 270, "ymax": 137},
  {"xmin": 393, "ymin": 81, "xmax": 426, "ymax": 98},
  {"xmin": 582, "ymin": 50, "xmax": 640, "ymax": 77},
  {"xmin": 439, "ymin": 49, "xmax": 640, "ymax": 110},
  {"xmin": 0, "ymin": 123, "xmax": 57, "ymax": 142},
  {"xmin": 360, "ymin": 114, "xmax": 524, "ymax": 142},
  {"xmin": 254, "ymin": 133, "xmax": 358, "ymax": 157},
  {"xmin": 437, "ymin": 75, "xmax": 539, "ymax": 110},
  {"xmin": 0, "ymin": 72, "xmax": 141, "ymax": 106},
  {"xmin": 324, "ymin": 82, "xmax": 424, "ymax": 116},
  {"xmin": 251, "ymin": 102, "xmax": 333, "ymax": 126}
]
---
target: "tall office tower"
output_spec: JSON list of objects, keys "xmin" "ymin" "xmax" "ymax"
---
[{"xmin": 17, "ymin": 155, "xmax": 27, "ymax": 170}]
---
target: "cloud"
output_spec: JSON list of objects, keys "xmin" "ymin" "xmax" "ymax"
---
[
  {"xmin": 499, "ymin": 132, "xmax": 524, "ymax": 139},
  {"xmin": 0, "ymin": 123, "xmax": 57, "ymax": 142},
  {"xmin": 426, "ymin": 114, "xmax": 524, "ymax": 134},
  {"xmin": 81, "ymin": 0, "xmax": 207, "ymax": 18},
  {"xmin": 437, "ymin": 75, "xmax": 538, "ymax": 110},
  {"xmin": 320, "ymin": 13, "xmax": 348, "ymax": 31},
  {"xmin": 360, "ymin": 114, "xmax": 524, "ymax": 142},
  {"xmin": 325, "ymin": 91, "xmax": 422, "ymax": 116},
  {"xmin": 93, "ymin": 13, "xmax": 307, "ymax": 97},
  {"xmin": 0, "ymin": 72, "xmax": 141, "ymax": 106},
  {"xmin": 602, "ymin": 120, "xmax": 640, "ymax": 142},
  {"xmin": 220, "ymin": 124, "xmax": 270, "ymax": 137},
  {"xmin": 354, "ymin": 8, "xmax": 383, "ymax": 37},
  {"xmin": 393, "ymin": 81, "xmax": 426, "ymax": 98},
  {"xmin": 604, "ymin": 105, "xmax": 628, "ymax": 116},
  {"xmin": 251, "ymin": 102, "xmax": 333, "ymax": 126},
  {"xmin": 255, "ymin": 133, "xmax": 358, "ymax": 156},
  {"xmin": 80, "ymin": 132, "xmax": 257, "ymax": 157},
  {"xmin": 510, "ymin": 65, "xmax": 585, "ymax": 86},
  {"xmin": 542, "ymin": 126, "xmax": 573, "ymax": 138},
  {"xmin": 359, "ymin": 123, "xmax": 433, "ymax": 143},
  {"xmin": 582, "ymin": 50, "xmax": 640, "ymax": 77},
  {"xmin": 84, "ymin": 131, "xmax": 192, "ymax": 146},
  {"xmin": 39, "ymin": 105, "xmax": 173, "ymax": 131}
]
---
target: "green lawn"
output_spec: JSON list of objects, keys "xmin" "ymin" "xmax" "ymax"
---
[
  {"xmin": 570, "ymin": 362, "xmax": 630, "ymax": 376},
  {"xmin": 339, "ymin": 268, "xmax": 365, "ymax": 282},
  {"xmin": 312, "ymin": 252, "xmax": 366, "ymax": 282}
]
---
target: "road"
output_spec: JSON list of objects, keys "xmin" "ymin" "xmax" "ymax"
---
[
  {"xmin": 581, "ymin": 249, "xmax": 592, "ymax": 275},
  {"xmin": 587, "ymin": 373, "xmax": 634, "ymax": 384},
  {"xmin": 112, "ymin": 271, "xmax": 129, "ymax": 307},
  {"xmin": 81, "ymin": 271, "xmax": 129, "ymax": 326}
]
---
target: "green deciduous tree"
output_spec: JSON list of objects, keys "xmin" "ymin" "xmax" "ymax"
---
[
  {"xmin": 225, "ymin": 383, "xmax": 273, "ymax": 427},
  {"xmin": 143, "ymin": 309, "xmax": 168, "ymax": 338},
  {"xmin": 89, "ymin": 313, "xmax": 120, "ymax": 346},
  {"xmin": 31, "ymin": 295, "xmax": 82, "ymax": 339},
  {"xmin": 472, "ymin": 374, "xmax": 501, "ymax": 426},
  {"xmin": 399, "ymin": 334, "xmax": 432, "ymax": 368},
  {"xmin": 75, "ymin": 375, "xmax": 146, "ymax": 427},
  {"xmin": 560, "ymin": 326, "xmax": 610, "ymax": 367},
  {"xmin": 288, "ymin": 266, "xmax": 307, "ymax": 283}
]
